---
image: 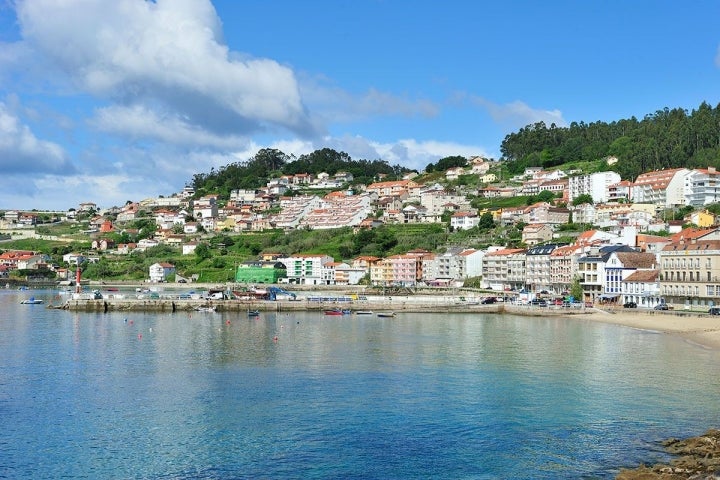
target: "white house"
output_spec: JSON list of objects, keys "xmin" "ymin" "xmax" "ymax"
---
[{"xmin": 149, "ymin": 262, "xmax": 175, "ymax": 283}]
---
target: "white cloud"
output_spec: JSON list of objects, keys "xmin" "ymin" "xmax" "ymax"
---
[
  {"xmin": 456, "ymin": 93, "xmax": 567, "ymax": 130},
  {"xmin": 300, "ymin": 73, "xmax": 439, "ymax": 123},
  {"xmin": 15, "ymin": 0, "xmax": 315, "ymax": 137},
  {"xmin": 90, "ymin": 105, "xmax": 249, "ymax": 149},
  {"xmin": 0, "ymin": 102, "xmax": 73, "ymax": 174},
  {"xmin": 320, "ymin": 135, "xmax": 490, "ymax": 172}
]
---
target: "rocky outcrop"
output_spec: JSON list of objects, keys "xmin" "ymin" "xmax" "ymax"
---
[{"xmin": 617, "ymin": 429, "xmax": 720, "ymax": 479}]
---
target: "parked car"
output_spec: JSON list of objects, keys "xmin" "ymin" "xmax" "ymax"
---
[
  {"xmin": 654, "ymin": 303, "xmax": 669, "ymax": 311},
  {"xmin": 481, "ymin": 297, "xmax": 498, "ymax": 304},
  {"xmin": 709, "ymin": 307, "xmax": 720, "ymax": 315},
  {"xmin": 623, "ymin": 302, "xmax": 637, "ymax": 308},
  {"xmin": 530, "ymin": 299, "xmax": 547, "ymax": 307}
]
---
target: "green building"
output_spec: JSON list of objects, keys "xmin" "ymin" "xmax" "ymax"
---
[{"xmin": 234, "ymin": 261, "xmax": 287, "ymax": 284}]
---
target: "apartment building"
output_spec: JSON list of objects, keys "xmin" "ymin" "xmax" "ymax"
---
[{"xmin": 659, "ymin": 230, "xmax": 720, "ymax": 308}]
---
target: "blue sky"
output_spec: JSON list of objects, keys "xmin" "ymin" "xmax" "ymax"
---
[{"xmin": 0, "ymin": 0, "xmax": 718, "ymax": 211}]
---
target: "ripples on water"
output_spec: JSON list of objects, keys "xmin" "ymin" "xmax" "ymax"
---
[{"xmin": 1, "ymin": 290, "xmax": 720, "ymax": 479}]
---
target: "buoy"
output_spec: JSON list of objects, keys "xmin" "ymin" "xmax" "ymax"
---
[
  {"xmin": 138, "ymin": 333, "xmax": 142, "ymax": 340},
  {"xmin": 124, "ymin": 318, "xmax": 127, "ymax": 323},
  {"xmin": 273, "ymin": 336, "xmax": 278, "ymax": 342},
  {"xmin": 226, "ymin": 320, "xmax": 231, "ymax": 325},
  {"xmin": 149, "ymin": 328, "xmax": 153, "ymax": 332},
  {"xmin": 129, "ymin": 320, "xmax": 133, "ymax": 325}
]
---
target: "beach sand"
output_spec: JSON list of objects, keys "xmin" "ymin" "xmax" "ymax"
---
[{"xmin": 585, "ymin": 308, "xmax": 720, "ymax": 350}]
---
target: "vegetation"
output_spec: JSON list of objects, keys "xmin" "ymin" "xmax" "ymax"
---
[
  {"xmin": 501, "ymin": 101, "xmax": 720, "ymax": 181},
  {"xmin": 190, "ymin": 147, "xmax": 412, "ymax": 199}
]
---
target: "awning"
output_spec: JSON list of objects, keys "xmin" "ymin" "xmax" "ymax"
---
[{"xmin": 599, "ymin": 294, "xmax": 620, "ymax": 299}]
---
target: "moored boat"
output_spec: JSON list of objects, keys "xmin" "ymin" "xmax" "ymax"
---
[
  {"xmin": 355, "ymin": 310, "xmax": 373, "ymax": 315},
  {"xmin": 324, "ymin": 309, "xmax": 344, "ymax": 316},
  {"xmin": 377, "ymin": 312, "xmax": 395, "ymax": 318},
  {"xmin": 20, "ymin": 297, "xmax": 44, "ymax": 305},
  {"xmin": 195, "ymin": 305, "xmax": 217, "ymax": 313},
  {"xmin": 247, "ymin": 310, "xmax": 260, "ymax": 317}
]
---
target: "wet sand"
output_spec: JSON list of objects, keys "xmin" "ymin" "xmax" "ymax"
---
[{"xmin": 584, "ymin": 308, "xmax": 720, "ymax": 350}]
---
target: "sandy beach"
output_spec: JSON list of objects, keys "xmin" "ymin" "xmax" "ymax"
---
[{"xmin": 585, "ymin": 308, "xmax": 720, "ymax": 350}]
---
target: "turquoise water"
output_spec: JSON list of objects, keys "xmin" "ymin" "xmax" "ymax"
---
[{"xmin": 2, "ymin": 290, "xmax": 720, "ymax": 479}]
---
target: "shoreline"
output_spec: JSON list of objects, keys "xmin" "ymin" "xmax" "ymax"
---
[
  {"xmin": 580, "ymin": 308, "xmax": 720, "ymax": 351},
  {"xmin": 56, "ymin": 283, "xmax": 720, "ymax": 351}
]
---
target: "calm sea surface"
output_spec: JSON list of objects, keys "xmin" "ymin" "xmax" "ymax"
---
[{"xmin": 2, "ymin": 289, "xmax": 720, "ymax": 479}]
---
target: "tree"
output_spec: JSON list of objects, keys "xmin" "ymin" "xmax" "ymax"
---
[
  {"xmin": 572, "ymin": 194, "xmax": 594, "ymax": 206},
  {"xmin": 570, "ymin": 276, "xmax": 584, "ymax": 301},
  {"xmin": 478, "ymin": 212, "xmax": 495, "ymax": 230},
  {"xmin": 195, "ymin": 243, "xmax": 211, "ymax": 261}
]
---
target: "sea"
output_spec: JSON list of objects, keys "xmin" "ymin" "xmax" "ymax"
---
[{"xmin": 2, "ymin": 288, "xmax": 720, "ymax": 479}]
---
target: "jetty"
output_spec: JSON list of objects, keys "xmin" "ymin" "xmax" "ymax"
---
[{"xmin": 57, "ymin": 294, "xmax": 592, "ymax": 316}]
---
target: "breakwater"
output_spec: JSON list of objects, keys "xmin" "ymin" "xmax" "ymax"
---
[{"xmin": 58, "ymin": 295, "xmax": 591, "ymax": 316}]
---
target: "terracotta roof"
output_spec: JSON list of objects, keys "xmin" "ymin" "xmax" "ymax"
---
[
  {"xmin": 623, "ymin": 269, "xmax": 659, "ymax": 283},
  {"xmin": 614, "ymin": 252, "xmax": 657, "ymax": 269}
]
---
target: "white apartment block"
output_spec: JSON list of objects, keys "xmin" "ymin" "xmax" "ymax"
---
[
  {"xmin": 568, "ymin": 171, "xmax": 621, "ymax": 204},
  {"xmin": 278, "ymin": 254, "xmax": 334, "ymax": 285},
  {"xmin": 632, "ymin": 168, "xmax": 690, "ymax": 207},
  {"xmin": 684, "ymin": 167, "xmax": 720, "ymax": 207}
]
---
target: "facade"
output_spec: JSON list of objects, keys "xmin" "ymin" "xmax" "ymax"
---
[
  {"xmin": 659, "ymin": 235, "xmax": 720, "ymax": 309},
  {"xmin": 684, "ymin": 167, "xmax": 720, "ymax": 207},
  {"xmin": 370, "ymin": 254, "xmax": 424, "ymax": 286},
  {"xmin": 621, "ymin": 269, "xmax": 662, "ymax": 308},
  {"xmin": 234, "ymin": 261, "xmax": 287, "ymax": 284},
  {"xmin": 522, "ymin": 224, "xmax": 554, "ymax": 246},
  {"xmin": 278, "ymin": 254, "xmax": 334, "ymax": 285},
  {"xmin": 601, "ymin": 251, "xmax": 658, "ymax": 302},
  {"xmin": 482, "ymin": 248, "xmax": 526, "ymax": 291},
  {"xmin": 632, "ymin": 168, "xmax": 690, "ymax": 207},
  {"xmin": 525, "ymin": 244, "xmax": 564, "ymax": 293},
  {"xmin": 568, "ymin": 171, "xmax": 621, "ymax": 203},
  {"xmin": 149, "ymin": 262, "xmax": 175, "ymax": 282},
  {"xmin": 576, "ymin": 245, "xmax": 637, "ymax": 303}
]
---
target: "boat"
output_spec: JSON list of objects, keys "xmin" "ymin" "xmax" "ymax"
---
[
  {"xmin": 20, "ymin": 297, "xmax": 44, "ymax": 305},
  {"xmin": 247, "ymin": 310, "xmax": 260, "ymax": 317},
  {"xmin": 324, "ymin": 309, "xmax": 344, "ymax": 316},
  {"xmin": 377, "ymin": 312, "xmax": 395, "ymax": 318},
  {"xmin": 355, "ymin": 310, "xmax": 373, "ymax": 315},
  {"xmin": 342, "ymin": 309, "xmax": 352, "ymax": 315},
  {"xmin": 195, "ymin": 305, "xmax": 217, "ymax": 313}
]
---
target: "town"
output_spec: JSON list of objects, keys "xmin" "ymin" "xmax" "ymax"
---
[{"xmin": 2, "ymin": 157, "xmax": 720, "ymax": 313}]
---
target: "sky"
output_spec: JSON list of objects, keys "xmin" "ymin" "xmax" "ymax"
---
[{"xmin": 0, "ymin": 0, "xmax": 719, "ymax": 211}]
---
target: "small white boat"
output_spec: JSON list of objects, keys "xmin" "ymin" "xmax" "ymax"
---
[
  {"xmin": 377, "ymin": 312, "xmax": 395, "ymax": 318},
  {"xmin": 195, "ymin": 305, "xmax": 217, "ymax": 313},
  {"xmin": 21, "ymin": 297, "xmax": 44, "ymax": 305}
]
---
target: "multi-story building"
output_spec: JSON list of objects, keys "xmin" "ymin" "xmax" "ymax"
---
[
  {"xmin": 659, "ymin": 230, "xmax": 720, "ymax": 309},
  {"xmin": 482, "ymin": 248, "xmax": 527, "ymax": 291},
  {"xmin": 601, "ymin": 251, "xmax": 658, "ymax": 301},
  {"xmin": 576, "ymin": 245, "xmax": 637, "ymax": 303},
  {"xmin": 278, "ymin": 254, "xmax": 334, "ymax": 285},
  {"xmin": 549, "ymin": 244, "xmax": 582, "ymax": 294},
  {"xmin": 525, "ymin": 243, "xmax": 564, "ymax": 293},
  {"xmin": 370, "ymin": 253, "xmax": 425, "ymax": 286},
  {"xmin": 632, "ymin": 168, "xmax": 690, "ymax": 207},
  {"xmin": 621, "ymin": 269, "xmax": 662, "ymax": 308},
  {"xmin": 568, "ymin": 171, "xmax": 621, "ymax": 203},
  {"xmin": 684, "ymin": 167, "xmax": 720, "ymax": 207}
]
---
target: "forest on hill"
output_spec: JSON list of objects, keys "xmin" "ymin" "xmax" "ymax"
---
[
  {"xmin": 190, "ymin": 147, "xmax": 412, "ymax": 199},
  {"xmin": 500, "ymin": 101, "xmax": 720, "ymax": 181}
]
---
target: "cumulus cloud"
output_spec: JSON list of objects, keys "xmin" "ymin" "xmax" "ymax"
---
[
  {"xmin": 90, "ymin": 105, "xmax": 250, "ymax": 150},
  {"xmin": 300, "ymin": 73, "xmax": 439, "ymax": 123},
  {"xmin": 320, "ymin": 134, "xmax": 490, "ymax": 172},
  {"xmin": 456, "ymin": 93, "xmax": 566, "ymax": 130},
  {"xmin": 15, "ymin": 0, "xmax": 316, "ymax": 138},
  {"xmin": 0, "ymin": 102, "xmax": 74, "ymax": 174}
]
